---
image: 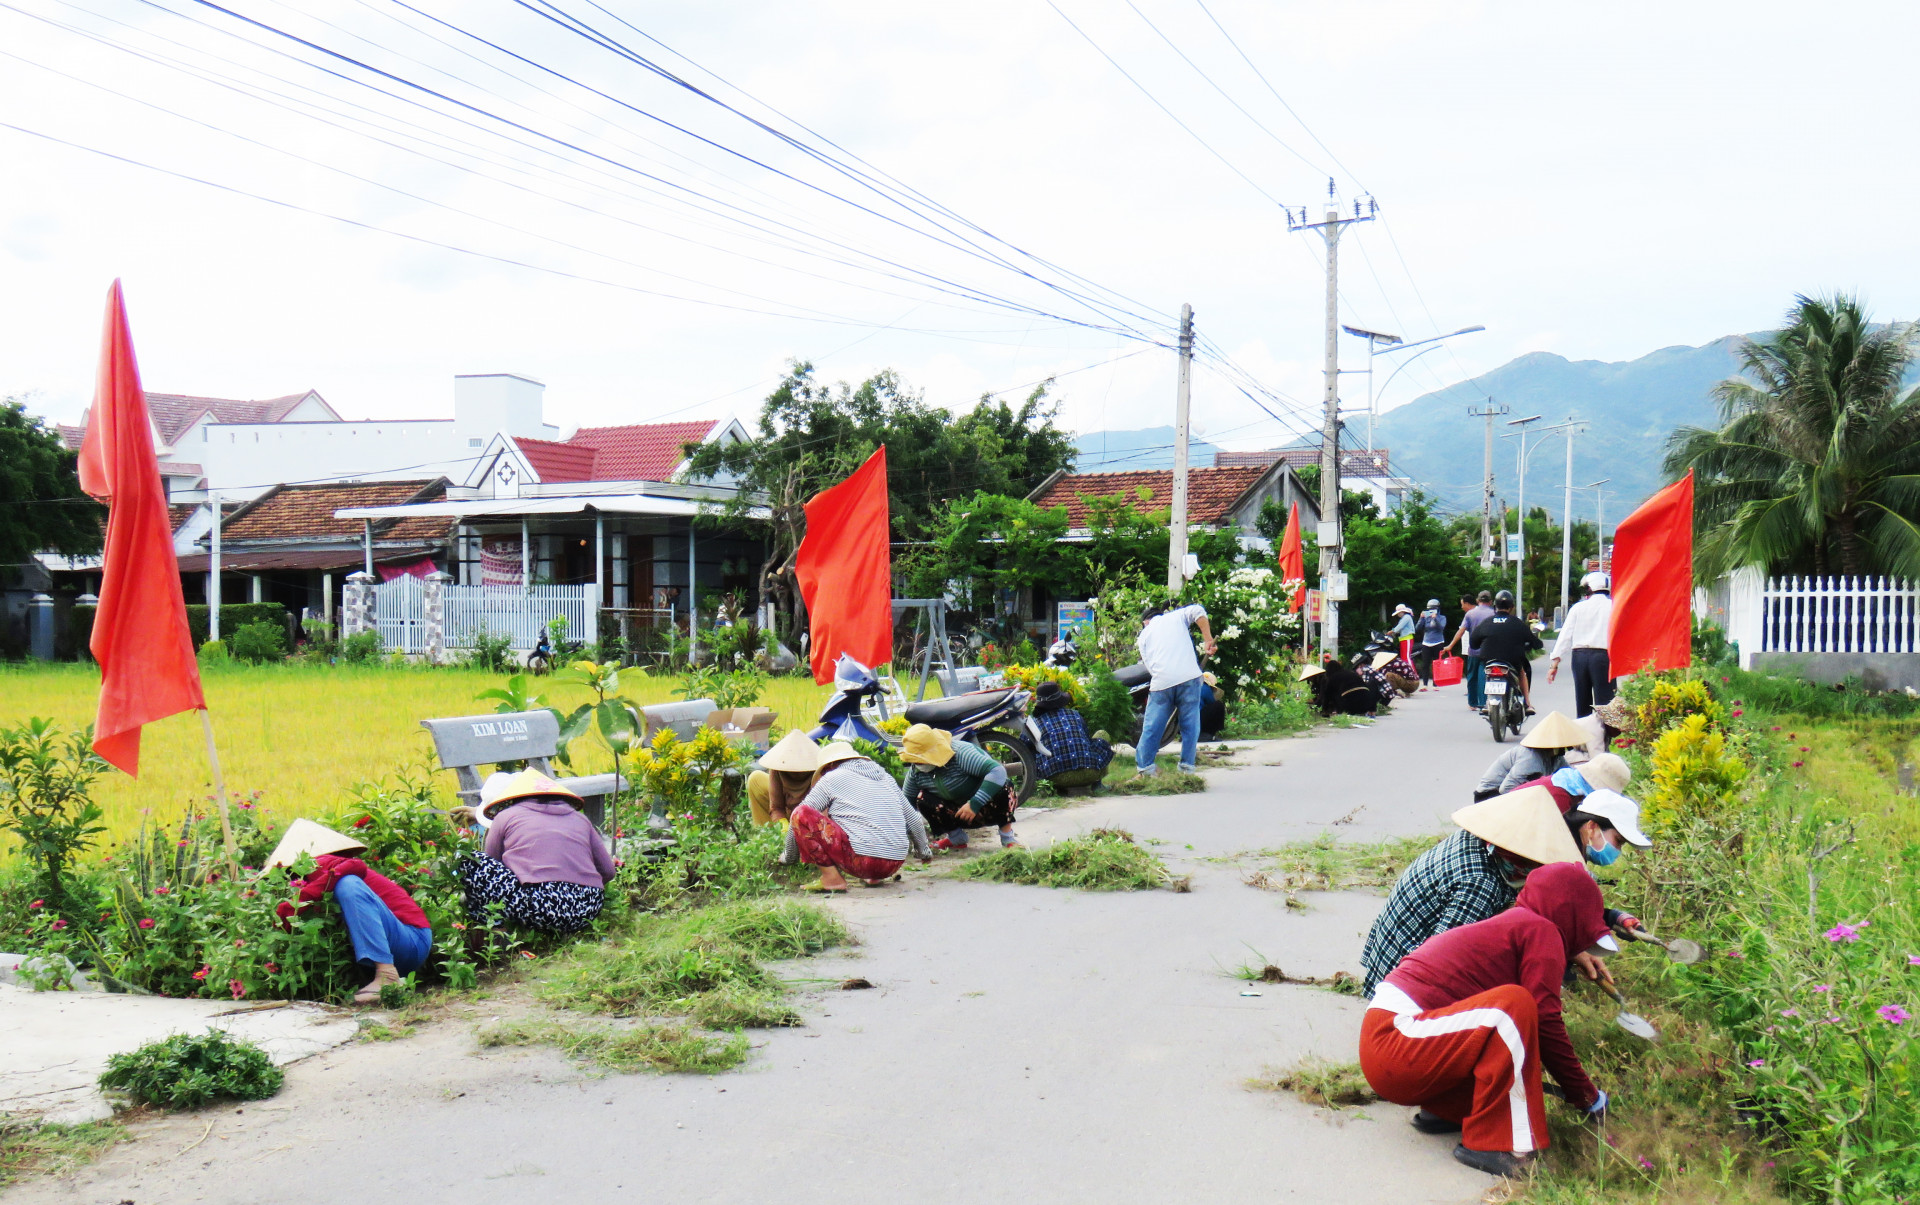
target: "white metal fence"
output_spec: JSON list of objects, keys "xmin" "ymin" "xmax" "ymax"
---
[{"xmin": 372, "ymin": 578, "xmax": 590, "ymax": 653}]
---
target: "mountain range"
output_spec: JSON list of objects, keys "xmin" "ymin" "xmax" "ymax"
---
[{"xmin": 1073, "ymin": 335, "xmax": 1752, "ymax": 523}]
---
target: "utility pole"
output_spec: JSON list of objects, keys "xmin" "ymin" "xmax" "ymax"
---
[
  {"xmin": 1168, "ymin": 304, "xmax": 1195, "ymax": 596},
  {"xmin": 1289, "ymin": 180, "xmax": 1376, "ymax": 656},
  {"xmin": 1507, "ymin": 415, "xmax": 1543, "ymax": 613},
  {"xmin": 208, "ymin": 491, "xmax": 222, "ymax": 642},
  {"xmin": 1558, "ymin": 423, "xmax": 1587, "ymax": 622},
  {"xmin": 1468, "ymin": 402, "xmax": 1509, "ymax": 565}
]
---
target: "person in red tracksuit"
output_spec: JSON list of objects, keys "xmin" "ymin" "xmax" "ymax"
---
[{"xmin": 1358, "ymin": 861, "xmax": 1616, "ymax": 1178}]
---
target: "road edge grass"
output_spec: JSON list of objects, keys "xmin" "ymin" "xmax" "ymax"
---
[
  {"xmin": 0, "ymin": 1119, "xmax": 127, "ymax": 1188},
  {"xmin": 951, "ymin": 829, "xmax": 1181, "ymax": 891}
]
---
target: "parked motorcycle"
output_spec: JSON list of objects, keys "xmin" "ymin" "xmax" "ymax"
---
[
  {"xmin": 1482, "ymin": 659, "xmax": 1526, "ymax": 742},
  {"xmin": 1114, "ymin": 663, "xmax": 1226, "ymax": 750},
  {"xmin": 810, "ymin": 654, "xmax": 1041, "ymax": 804},
  {"xmin": 1043, "ymin": 632, "xmax": 1079, "ymax": 669}
]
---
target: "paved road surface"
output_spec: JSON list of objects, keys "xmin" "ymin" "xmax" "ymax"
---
[{"xmin": 10, "ymin": 669, "xmax": 1581, "ymax": 1205}]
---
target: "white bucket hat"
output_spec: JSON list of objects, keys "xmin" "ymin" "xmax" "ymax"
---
[
  {"xmin": 1577, "ymin": 788, "xmax": 1651, "ymax": 847},
  {"xmin": 1579, "ymin": 752, "xmax": 1632, "ymax": 794}
]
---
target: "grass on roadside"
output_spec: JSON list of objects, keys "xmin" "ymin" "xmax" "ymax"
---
[
  {"xmin": 535, "ymin": 898, "xmax": 850, "ymax": 1030},
  {"xmin": 1249, "ymin": 1057, "xmax": 1378, "ymax": 1109},
  {"xmin": 1237, "ymin": 831, "xmax": 1440, "ymax": 894},
  {"xmin": 1103, "ymin": 752, "xmax": 1209, "ymax": 796},
  {"xmin": 951, "ymin": 829, "xmax": 1177, "ymax": 891},
  {"xmin": 0, "ymin": 1119, "xmax": 126, "ymax": 1187},
  {"xmin": 476, "ymin": 1018, "xmax": 749, "ymax": 1075}
]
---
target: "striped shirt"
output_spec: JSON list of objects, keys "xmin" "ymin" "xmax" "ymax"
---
[
  {"xmin": 902, "ymin": 737, "xmax": 1008, "ymax": 810},
  {"xmin": 1359, "ymin": 829, "xmax": 1518, "ymax": 995},
  {"xmin": 781, "ymin": 758, "xmax": 931, "ymax": 864}
]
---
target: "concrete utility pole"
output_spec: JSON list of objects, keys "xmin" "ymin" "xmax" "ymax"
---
[
  {"xmin": 1289, "ymin": 180, "xmax": 1376, "ymax": 656},
  {"xmin": 1167, "ymin": 304, "xmax": 1195, "ymax": 596},
  {"xmin": 1558, "ymin": 425, "xmax": 1586, "ymax": 622},
  {"xmin": 1508, "ymin": 415, "xmax": 1542, "ymax": 610},
  {"xmin": 1468, "ymin": 402, "xmax": 1509, "ymax": 566},
  {"xmin": 208, "ymin": 492, "xmax": 222, "ymax": 642}
]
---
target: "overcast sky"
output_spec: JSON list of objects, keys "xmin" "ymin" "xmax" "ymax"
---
[{"xmin": 5, "ymin": 0, "xmax": 1917, "ymax": 460}]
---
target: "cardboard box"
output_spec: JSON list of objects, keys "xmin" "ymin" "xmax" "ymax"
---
[{"xmin": 704, "ymin": 707, "xmax": 777, "ymax": 752}]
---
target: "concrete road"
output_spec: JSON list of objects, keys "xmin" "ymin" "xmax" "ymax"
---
[{"xmin": 10, "ymin": 669, "xmax": 1581, "ymax": 1205}]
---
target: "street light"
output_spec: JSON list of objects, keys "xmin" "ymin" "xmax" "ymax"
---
[
  {"xmin": 1578, "ymin": 479, "xmax": 1611, "ymax": 571},
  {"xmin": 1343, "ymin": 323, "xmax": 1485, "ymax": 450},
  {"xmin": 1503, "ymin": 417, "xmax": 1585, "ymax": 619},
  {"xmin": 1505, "ymin": 415, "xmax": 1542, "ymax": 612}
]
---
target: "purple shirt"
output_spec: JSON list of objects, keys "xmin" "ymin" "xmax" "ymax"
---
[
  {"xmin": 485, "ymin": 799, "xmax": 617, "ymax": 888},
  {"xmin": 1460, "ymin": 604, "xmax": 1496, "ymax": 656}
]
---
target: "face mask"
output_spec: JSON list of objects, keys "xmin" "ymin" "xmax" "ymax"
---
[{"xmin": 1585, "ymin": 837, "xmax": 1620, "ymax": 867}]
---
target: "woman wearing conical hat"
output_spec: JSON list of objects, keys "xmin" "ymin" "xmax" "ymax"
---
[
  {"xmin": 265, "ymin": 819, "xmax": 432, "ymax": 1006},
  {"xmin": 1471, "ymin": 712, "xmax": 1588, "ymax": 801},
  {"xmin": 458, "ymin": 769, "xmax": 616, "ymax": 935}
]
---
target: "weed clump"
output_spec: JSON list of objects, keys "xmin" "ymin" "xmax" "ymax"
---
[
  {"xmin": 1251, "ymin": 1058, "xmax": 1377, "ymax": 1109},
  {"xmin": 1106, "ymin": 769, "xmax": 1206, "ymax": 796},
  {"xmin": 537, "ymin": 899, "xmax": 849, "ymax": 1026},
  {"xmin": 952, "ymin": 829, "xmax": 1172, "ymax": 891},
  {"xmin": 0, "ymin": 1119, "xmax": 125, "ymax": 1188},
  {"xmin": 1241, "ymin": 831, "xmax": 1440, "ymax": 894},
  {"xmin": 98, "ymin": 1030, "xmax": 283, "ymax": 1110},
  {"xmin": 477, "ymin": 1018, "xmax": 748, "ymax": 1075}
]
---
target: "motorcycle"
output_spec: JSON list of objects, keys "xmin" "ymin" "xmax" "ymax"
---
[
  {"xmin": 810, "ymin": 655, "xmax": 1041, "ymax": 804},
  {"xmin": 1114, "ymin": 663, "xmax": 1226, "ymax": 750},
  {"xmin": 1482, "ymin": 659, "xmax": 1526, "ymax": 742},
  {"xmin": 1043, "ymin": 633, "xmax": 1078, "ymax": 669}
]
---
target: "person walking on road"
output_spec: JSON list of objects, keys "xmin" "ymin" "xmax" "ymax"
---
[
  {"xmin": 1389, "ymin": 603, "xmax": 1416, "ymax": 662},
  {"xmin": 1547, "ymin": 572, "xmax": 1615, "ymax": 718},
  {"xmin": 1474, "ymin": 591, "xmax": 1545, "ymax": 715},
  {"xmin": 1133, "ymin": 600, "xmax": 1216, "ymax": 775},
  {"xmin": 1359, "ymin": 862, "xmax": 1616, "ymax": 1178},
  {"xmin": 1445, "ymin": 592, "xmax": 1496, "ymax": 710},
  {"xmin": 1412, "ymin": 599, "xmax": 1449, "ymax": 687}
]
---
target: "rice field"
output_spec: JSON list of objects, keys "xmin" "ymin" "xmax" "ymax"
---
[{"xmin": 0, "ymin": 662, "xmax": 834, "ymax": 841}]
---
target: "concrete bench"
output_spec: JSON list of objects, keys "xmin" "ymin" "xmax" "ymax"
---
[{"xmin": 419, "ymin": 710, "xmax": 622, "ymax": 829}]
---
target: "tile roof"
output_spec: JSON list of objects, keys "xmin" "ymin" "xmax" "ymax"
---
[
  {"xmin": 167, "ymin": 501, "xmax": 242, "ymax": 534},
  {"xmin": 220, "ymin": 480, "xmax": 451, "ymax": 542},
  {"xmin": 512, "ymin": 436, "xmax": 600, "ymax": 483},
  {"xmin": 142, "ymin": 392, "xmax": 320, "ymax": 445},
  {"xmin": 57, "ymin": 424, "xmax": 85, "ymax": 450},
  {"xmin": 563, "ymin": 419, "xmax": 716, "ymax": 481},
  {"xmin": 1031, "ymin": 467, "xmax": 1268, "ymax": 527}
]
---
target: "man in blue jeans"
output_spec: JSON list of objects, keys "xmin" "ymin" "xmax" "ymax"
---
[
  {"xmin": 1134, "ymin": 600, "xmax": 1217, "ymax": 775},
  {"xmin": 1445, "ymin": 591, "xmax": 1497, "ymax": 710}
]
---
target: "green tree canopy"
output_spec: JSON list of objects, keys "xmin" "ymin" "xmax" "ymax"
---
[
  {"xmin": 1665, "ymin": 294, "xmax": 1920, "ymax": 578},
  {"xmin": 0, "ymin": 399, "xmax": 102, "ymax": 570}
]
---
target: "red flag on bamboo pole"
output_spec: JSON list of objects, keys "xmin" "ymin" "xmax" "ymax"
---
[
  {"xmin": 77, "ymin": 281, "xmax": 206, "ymax": 775},
  {"xmin": 1277, "ymin": 500, "xmax": 1305, "ymax": 613},
  {"xmin": 794, "ymin": 446, "xmax": 894, "ymax": 684},
  {"xmin": 1608, "ymin": 469, "xmax": 1695, "ymax": 679}
]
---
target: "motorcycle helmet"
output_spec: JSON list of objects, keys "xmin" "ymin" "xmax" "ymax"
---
[{"xmin": 1494, "ymin": 589, "xmax": 1516, "ymax": 610}]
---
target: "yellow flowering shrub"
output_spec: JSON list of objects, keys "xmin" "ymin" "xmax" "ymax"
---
[
  {"xmin": 1643, "ymin": 712, "xmax": 1747, "ymax": 832},
  {"xmin": 999, "ymin": 663, "xmax": 1085, "ymax": 708}
]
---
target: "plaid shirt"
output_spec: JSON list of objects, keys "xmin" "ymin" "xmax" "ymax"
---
[
  {"xmin": 1356, "ymin": 665, "xmax": 1397, "ymax": 706},
  {"xmin": 1031, "ymin": 708, "xmax": 1113, "ymax": 779},
  {"xmin": 1360, "ymin": 829, "xmax": 1518, "ymax": 996},
  {"xmin": 902, "ymin": 737, "xmax": 1007, "ymax": 810}
]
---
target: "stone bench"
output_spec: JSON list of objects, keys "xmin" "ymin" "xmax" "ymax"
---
[{"xmin": 419, "ymin": 710, "xmax": 623, "ymax": 830}]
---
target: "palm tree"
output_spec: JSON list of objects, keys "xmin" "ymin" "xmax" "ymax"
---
[{"xmin": 1665, "ymin": 294, "xmax": 1920, "ymax": 578}]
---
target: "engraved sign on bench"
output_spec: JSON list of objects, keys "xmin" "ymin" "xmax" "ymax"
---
[{"xmin": 420, "ymin": 710, "xmax": 621, "ymax": 829}]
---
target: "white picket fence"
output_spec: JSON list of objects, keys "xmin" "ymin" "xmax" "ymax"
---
[
  {"xmin": 1758, "ymin": 575, "xmax": 1920, "ymax": 655},
  {"xmin": 371, "ymin": 578, "xmax": 590, "ymax": 654}
]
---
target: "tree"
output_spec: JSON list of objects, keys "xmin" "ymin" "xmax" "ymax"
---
[
  {"xmin": 1665, "ymin": 294, "xmax": 1920, "ymax": 578},
  {"xmin": 0, "ymin": 399, "xmax": 102, "ymax": 569},
  {"xmin": 899, "ymin": 492, "xmax": 1070, "ymax": 614},
  {"xmin": 683, "ymin": 363, "xmax": 1076, "ymax": 642},
  {"xmin": 1339, "ymin": 493, "xmax": 1485, "ymax": 645}
]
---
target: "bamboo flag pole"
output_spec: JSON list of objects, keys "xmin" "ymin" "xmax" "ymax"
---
[{"xmin": 199, "ymin": 709, "xmax": 239, "ymax": 880}]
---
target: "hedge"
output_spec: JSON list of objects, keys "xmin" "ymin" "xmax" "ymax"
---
[{"xmin": 185, "ymin": 603, "xmax": 290, "ymax": 648}]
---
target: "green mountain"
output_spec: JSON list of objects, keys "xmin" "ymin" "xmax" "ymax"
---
[{"xmin": 1371, "ymin": 336, "xmax": 1747, "ymax": 519}]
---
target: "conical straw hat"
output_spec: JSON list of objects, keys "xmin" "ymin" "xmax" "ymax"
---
[
  {"xmin": 1371, "ymin": 651, "xmax": 1397, "ymax": 669},
  {"xmin": 263, "ymin": 818, "xmax": 365, "ymax": 870},
  {"xmin": 1451, "ymin": 786, "xmax": 1582, "ymax": 866},
  {"xmin": 476, "ymin": 768, "xmax": 582, "ymax": 821},
  {"xmin": 815, "ymin": 741, "xmax": 867, "ymax": 769},
  {"xmin": 1522, "ymin": 711, "xmax": 1589, "ymax": 750},
  {"xmin": 1297, "ymin": 664, "xmax": 1326, "ymax": 681},
  {"xmin": 758, "ymin": 729, "xmax": 822, "ymax": 773}
]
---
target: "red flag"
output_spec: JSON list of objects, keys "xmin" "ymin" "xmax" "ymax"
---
[
  {"xmin": 1277, "ymin": 501, "xmax": 1305, "ymax": 613},
  {"xmin": 795, "ymin": 446, "xmax": 894, "ymax": 684},
  {"xmin": 1608, "ymin": 470, "xmax": 1694, "ymax": 679},
  {"xmin": 78, "ymin": 281, "xmax": 206, "ymax": 775}
]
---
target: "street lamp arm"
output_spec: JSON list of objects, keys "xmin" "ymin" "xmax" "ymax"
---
[
  {"xmin": 1377, "ymin": 325, "xmax": 1486, "ymax": 354},
  {"xmin": 1373, "ymin": 344, "xmax": 1442, "ymax": 402}
]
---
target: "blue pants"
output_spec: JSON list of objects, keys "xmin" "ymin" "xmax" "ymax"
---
[
  {"xmin": 1570, "ymin": 648, "xmax": 1614, "ymax": 718},
  {"xmin": 1465, "ymin": 655, "xmax": 1486, "ymax": 709},
  {"xmin": 1138, "ymin": 677, "xmax": 1203, "ymax": 771},
  {"xmin": 334, "ymin": 875, "xmax": 433, "ymax": 973}
]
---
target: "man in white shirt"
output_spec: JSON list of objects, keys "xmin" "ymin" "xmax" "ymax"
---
[
  {"xmin": 1547, "ymin": 572, "xmax": 1615, "ymax": 718},
  {"xmin": 1134, "ymin": 600, "xmax": 1217, "ymax": 775}
]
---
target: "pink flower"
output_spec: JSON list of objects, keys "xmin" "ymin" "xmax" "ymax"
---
[
  {"xmin": 1792, "ymin": 761, "xmax": 1804, "ymax": 768},
  {"xmin": 1637, "ymin": 1156, "xmax": 1656, "ymax": 1171},
  {"xmin": 28, "ymin": 899, "xmax": 43, "ymax": 910},
  {"xmin": 264, "ymin": 962, "xmax": 279, "ymax": 973},
  {"xmin": 1747, "ymin": 1058, "xmax": 1765, "ymax": 1067},
  {"xmin": 1799, "ymin": 746, "xmax": 1810, "ymax": 752},
  {"xmin": 1825, "ymin": 923, "xmax": 1863, "ymax": 943},
  {"xmin": 191, "ymin": 965, "xmax": 210, "ymax": 981},
  {"xmin": 233, "ymin": 939, "xmax": 246, "ymax": 948},
  {"xmin": 153, "ymin": 887, "xmax": 169, "ymax": 896},
  {"xmin": 1878, "ymin": 1004, "xmax": 1910, "ymax": 1025},
  {"xmin": 1780, "ymin": 1008, "xmax": 1799, "ymax": 1017},
  {"xmin": 1822, "ymin": 1015, "xmax": 1842, "ymax": 1024},
  {"xmin": 1909, "ymin": 956, "xmax": 1920, "ymax": 966},
  {"xmin": 1732, "ymin": 709, "xmax": 1744, "ymax": 717},
  {"xmin": 138, "ymin": 918, "xmax": 155, "ymax": 929},
  {"xmin": 1813, "ymin": 984, "xmax": 1833, "ymax": 992},
  {"xmin": 229, "ymin": 979, "xmax": 246, "ymax": 1000},
  {"xmin": 50, "ymin": 919, "xmax": 68, "ymax": 931}
]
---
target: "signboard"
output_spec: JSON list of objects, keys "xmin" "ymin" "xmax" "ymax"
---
[
  {"xmin": 1305, "ymin": 590, "xmax": 1323, "ymax": 623},
  {"xmin": 1316, "ymin": 521, "xmax": 1341, "ymax": 550},
  {"xmin": 1055, "ymin": 601, "xmax": 1095, "ymax": 640},
  {"xmin": 1505, "ymin": 533, "xmax": 1523, "ymax": 562}
]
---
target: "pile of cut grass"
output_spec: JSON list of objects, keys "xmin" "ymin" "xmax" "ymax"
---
[
  {"xmin": 952, "ymin": 829, "xmax": 1174, "ymax": 891},
  {"xmin": 1241, "ymin": 831, "xmax": 1439, "ymax": 894},
  {"xmin": 0, "ymin": 1120, "xmax": 125, "ymax": 1187},
  {"xmin": 1250, "ymin": 1057, "xmax": 1377, "ymax": 1109},
  {"xmin": 477, "ymin": 1018, "xmax": 748, "ymax": 1075},
  {"xmin": 537, "ymin": 898, "xmax": 850, "ymax": 1030}
]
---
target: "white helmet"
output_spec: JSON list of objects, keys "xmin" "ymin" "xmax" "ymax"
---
[{"xmin": 1581, "ymin": 571, "xmax": 1611, "ymax": 593}]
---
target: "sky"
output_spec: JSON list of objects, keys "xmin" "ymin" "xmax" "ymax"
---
[{"xmin": 5, "ymin": 0, "xmax": 1919, "ymax": 464}]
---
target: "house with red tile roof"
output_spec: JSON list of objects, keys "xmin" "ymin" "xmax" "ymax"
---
[{"xmin": 1027, "ymin": 462, "xmax": 1319, "ymax": 539}]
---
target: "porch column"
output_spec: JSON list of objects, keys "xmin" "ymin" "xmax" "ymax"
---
[
  {"xmin": 322, "ymin": 572, "xmax": 333, "ymax": 629},
  {"xmin": 362, "ymin": 519, "xmax": 373, "ymax": 577},
  {"xmin": 520, "ymin": 517, "xmax": 530, "ymax": 595},
  {"xmin": 688, "ymin": 524, "xmax": 697, "ymax": 663},
  {"xmin": 250, "ymin": 575, "xmax": 263, "ymax": 604},
  {"xmin": 589, "ymin": 513, "xmax": 603, "ymax": 650},
  {"xmin": 209, "ymin": 491, "xmax": 223, "ymax": 641},
  {"xmin": 424, "ymin": 570, "xmax": 452, "ymax": 665},
  {"xmin": 342, "ymin": 570, "xmax": 375, "ymax": 638}
]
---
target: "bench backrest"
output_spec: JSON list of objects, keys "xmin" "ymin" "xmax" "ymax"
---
[
  {"xmin": 641, "ymin": 699, "xmax": 716, "ymax": 742},
  {"xmin": 419, "ymin": 711, "xmax": 561, "ymax": 800}
]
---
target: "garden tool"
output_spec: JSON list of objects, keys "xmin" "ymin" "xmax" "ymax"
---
[
  {"xmin": 1601, "ymin": 985, "xmax": 1659, "ymax": 1041},
  {"xmin": 1626, "ymin": 927, "xmax": 1704, "ymax": 965}
]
